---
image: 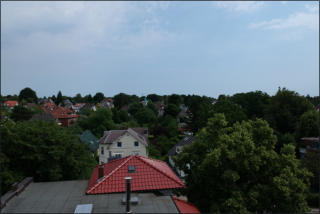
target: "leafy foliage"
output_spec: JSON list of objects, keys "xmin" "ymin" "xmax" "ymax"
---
[
  {"xmin": 93, "ymin": 92, "xmax": 104, "ymax": 103},
  {"xmin": 11, "ymin": 105, "xmax": 34, "ymax": 122},
  {"xmin": 175, "ymin": 113, "xmax": 311, "ymax": 213},
  {"xmin": 18, "ymin": 87, "xmax": 38, "ymax": 103},
  {"xmin": 78, "ymin": 108, "xmax": 116, "ymax": 137},
  {"xmin": 1, "ymin": 120, "xmax": 97, "ymax": 194}
]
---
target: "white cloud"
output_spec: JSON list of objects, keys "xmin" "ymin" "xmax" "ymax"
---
[
  {"xmin": 2, "ymin": 1, "xmax": 175, "ymax": 55},
  {"xmin": 213, "ymin": 1, "xmax": 264, "ymax": 12},
  {"xmin": 250, "ymin": 10, "xmax": 318, "ymax": 31}
]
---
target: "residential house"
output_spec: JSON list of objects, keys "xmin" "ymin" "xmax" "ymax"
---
[
  {"xmin": 63, "ymin": 99, "xmax": 73, "ymax": 109},
  {"xmin": 155, "ymin": 101, "xmax": 165, "ymax": 117},
  {"xmin": 3, "ymin": 100, "xmax": 19, "ymax": 109},
  {"xmin": 41, "ymin": 104, "xmax": 78, "ymax": 127},
  {"xmin": 1, "ymin": 156, "xmax": 199, "ymax": 213},
  {"xmin": 140, "ymin": 97, "xmax": 148, "ymax": 107},
  {"xmin": 82, "ymin": 103, "xmax": 97, "ymax": 112},
  {"xmin": 98, "ymin": 128, "xmax": 148, "ymax": 163},
  {"xmin": 168, "ymin": 135, "xmax": 195, "ymax": 178},
  {"xmin": 99, "ymin": 98, "xmax": 114, "ymax": 109},
  {"xmin": 79, "ymin": 130, "xmax": 99, "ymax": 153},
  {"xmin": 299, "ymin": 137, "xmax": 320, "ymax": 158},
  {"xmin": 72, "ymin": 103, "xmax": 86, "ymax": 112}
]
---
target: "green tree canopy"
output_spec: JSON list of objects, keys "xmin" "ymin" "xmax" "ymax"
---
[
  {"xmin": 147, "ymin": 94, "xmax": 162, "ymax": 102},
  {"xmin": 1, "ymin": 120, "xmax": 96, "ymax": 194},
  {"xmin": 134, "ymin": 108, "xmax": 156, "ymax": 126},
  {"xmin": 265, "ymin": 88, "xmax": 314, "ymax": 135},
  {"xmin": 175, "ymin": 113, "xmax": 311, "ymax": 213},
  {"xmin": 93, "ymin": 92, "xmax": 104, "ymax": 103},
  {"xmin": 296, "ymin": 109, "xmax": 319, "ymax": 140},
  {"xmin": 164, "ymin": 104, "xmax": 180, "ymax": 118},
  {"xmin": 11, "ymin": 105, "xmax": 34, "ymax": 122},
  {"xmin": 114, "ymin": 93, "xmax": 131, "ymax": 109},
  {"xmin": 55, "ymin": 91, "xmax": 63, "ymax": 105},
  {"xmin": 18, "ymin": 87, "xmax": 38, "ymax": 103},
  {"xmin": 231, "ymin": 91, "xmax": 270, "ymax": 119},
  {"xmin": 168, "ymin": 94, "xmax": 183, "ymax": 106},
  {"xmin": 78, "ymin": 108, "xmax": 116, "ymax": 137}
]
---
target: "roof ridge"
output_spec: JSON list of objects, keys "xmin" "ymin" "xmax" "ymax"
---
[
  {"xmin": 86, "ymin": 156, "xmax": 134, "ymax": 194},
  {"xmin": 137, "ymin": 156, "xmax": 184, "ymax": 187}
]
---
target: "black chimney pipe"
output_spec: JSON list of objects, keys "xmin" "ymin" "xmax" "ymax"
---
[
  {"xmin": 98, "ymin": 164, "xmax": 104, "ymax": 179},
  {"xmin": 125, "ymin": 177, "xmax": 132, "ymax": 214}
]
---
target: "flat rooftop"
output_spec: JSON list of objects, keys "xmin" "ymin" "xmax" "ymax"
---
[{"xmin": 1, "ymin": 180, "xmax": 179, "ymax": 213}]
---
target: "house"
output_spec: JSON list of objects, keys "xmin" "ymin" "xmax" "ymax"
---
[
  {"xmin": 3, "ymin": 100, "xmax": 19, "ymax": 109},
  {"xmin": 155, "ymin": 101, "xmax": 165, "ymax": 117},
  {"xmin": 140, "ymin": 97, "xmax": 148, "ymax": 107},
  {"xmin": 98, "ymin": 128, "xmax": 148, "ymax": 163},
  {"xmin": 87, "ymin": 155, "xmax": 185, "ymax": 194},
  {"xmin": 82, "ymin": 103, "xmax": 97, "ymax": 112},
  {"xmin": 99, "ymin": 98, "xmax": 114, "ymax": 109},
  {"xmin": 41, "ymin": 104, "xmax": 78, "ymax": 127},
  {"xmin": 1, "ymin": 156, "xmax": 199, "ymax": 213},
  {"xmin": 72, "ymin": 103, "xmax": 86, "ymax": 112},
  {"xmin": 79, "ymin": 130, "xmax": 99, "ymax": 153},
  {"xmin": 168, "ymin": 135, "xmax": 195, "ymax": 178},
  {"xmin": 299, "ymin": 137, "xmax": 320, "ymax": 158},
  {"xmin": 63, "ymin": 99, "xmax": 73, "ymax": 109}
]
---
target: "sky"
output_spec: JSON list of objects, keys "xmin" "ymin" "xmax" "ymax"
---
[{"xmin": 1, "ymin": 1, "xmax": 319, "ymax": 98}]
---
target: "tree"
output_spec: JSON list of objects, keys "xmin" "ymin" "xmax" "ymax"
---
[
  {"xmin": 128, "ymin": 102, "xmax": 143, "ymax": 116},
  {"xmin": 93, "ymin": 92, "xmax": 104, "ymax": 103},
  {"xmin": 212, "ymin": 96, "xmax": 247, "ymax": 124},
  {"xmin": 134, "ymin": 108, "xmax": 156, "ymax": 126},
  {"xmin": 175, "ymin": 113, "xmax": 311, "ymax": 213},
  {"xmin": 0, "ymin": 120, "xmax": 96, "ymax": 193},
  {"xmin": 18, "ymin": 87, "xmax": 38, "ymax": 103},
  {"xmin": 147, "ymin": 94, "xmax": 162, "ymax": 102},
  {"xmin": 164, "ymin": 104, "xmax": 180, "ymax": 118},
  {"xmin": 231, "ymin": 91, "xmax": 270, "ymax": 119},
  {"xmin": 168, "ymin": 94, "xmax": 182, "ymax": 106},
  {"xmin": 113, "ymin": 93, "xmax": 131, "ymax": 109},
  {"xmin": 265, "ymin": 88, "xmax": 314, "ymax": 135},
  {"xmin": 296, "ymin": 110, "xmax": 319, "ymax": 140},
  {"xmin": 11, "ymin": 105, "xmax": 34, "ymax": 122},
  {"xmin": 73, "ymin": 93, "xmax": 83, "ymax": 103},
  {"xmin": 78, "ymin": 108, "xmax": 116, "ymax": 137},
  {"xmin": 56, "ymin": 91, "xmax": 63, "ymax": 105}
]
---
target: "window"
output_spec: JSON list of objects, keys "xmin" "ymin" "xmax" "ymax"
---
[
  {"xmin": 128, "ymin": 165, "xmax": 135, "ymax": 173},
  {"xmin": 101, "ymin": 147, "xmax": 104, "ymax": 155},
  {"xmin": 117, "ymin": 142, "xmax": 122, "ymax": 147},
  {"xmin": 134, "ymin": 141, "xmax": 139, "ymax": 147}
]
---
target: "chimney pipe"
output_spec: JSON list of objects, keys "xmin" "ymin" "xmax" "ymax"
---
[
  {"xmin": 125, "ymin": 177, "xmax": 132, "ymax": 214},
  {"xmin": 98, "ymin": 164, "xmax": 104, "ymax": 179}
]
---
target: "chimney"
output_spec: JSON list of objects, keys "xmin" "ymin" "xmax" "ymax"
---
[
  {"xmin": 125, "ymin": 177, "xmax": 132, "ymax": 214},
  {"xmin": 98, "ymin": 164, "xmax": 104, "ymax": 179}
]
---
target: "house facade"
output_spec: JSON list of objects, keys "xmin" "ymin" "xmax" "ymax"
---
[
  {"xmin": 168, "ymin": 135, "xmax": 195, "ymax": 178},
  {"xmin": 99, "ymin": 128, "xmax": 148, "ymax": 163}
]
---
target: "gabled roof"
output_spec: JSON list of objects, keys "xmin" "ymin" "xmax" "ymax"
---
[
  {"xmin": 86, "ymin": 155, "xmax": 185, "ymax": 194},
  {"xmin": 4, "ymin": 100, "xmax": 19, "ymax": 107},
  {"xmin": 172, "ymin": 197, "xmax": 200, "ymax": 214},
  {"xmin": 99, "ymin": 128, "xmax": 148, "ymax": 146},
  {"xmin": 168, "ymin": 135, "xmax": 195, "ymax": 156}
]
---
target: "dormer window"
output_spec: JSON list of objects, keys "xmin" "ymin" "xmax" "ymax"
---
[
  {"xmin": 134, "ymin": 141, "xmax": 139, "ymax": 147},
  {"xmin": 117, "ymin": 142, "xmax": 122, "ymax": 147},
  {"xmin": 128, "ymin": 165, "xmax": 135, "ymax": 173}
]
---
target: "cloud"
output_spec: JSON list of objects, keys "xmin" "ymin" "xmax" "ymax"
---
[
  {"xmin": 213, "ymin": 1, "xmax": 264, "ymax": 12},
  {"xmin": 250, "ymin": 4, "xmax": 318, "ymax": 31},
  {"xmin": 2, "ymin": 2, "xmax": 175, "ymax": 54}
]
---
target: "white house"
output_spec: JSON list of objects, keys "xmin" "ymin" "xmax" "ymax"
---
[
  {"xmin": 168, "ymin": 135, "xmax": 195, "ymax": 178},
  {"xmin": 98, "ymin": 128, "xmax": 148, "ymax": 163}
]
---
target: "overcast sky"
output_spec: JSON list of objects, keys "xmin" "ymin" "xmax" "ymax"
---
[{"xmin": 1, "ymin": 1, "xmax": 319, "ymax": 98}]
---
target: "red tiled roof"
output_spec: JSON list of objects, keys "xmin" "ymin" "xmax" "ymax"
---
[
  {"xmin": 173, "ymin": 197, "xmax": 200, "ymax": 214},
  {"xmin": 4, "ymin": 100, "xmax": 19, "ymax": 107},
  {"xmin": 41, "ymin": 105, "xmax": 78, "ymax": 119},
  {"xmin": 86, "ymin": 155, "xmax": 185, "ymax": 194}
]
